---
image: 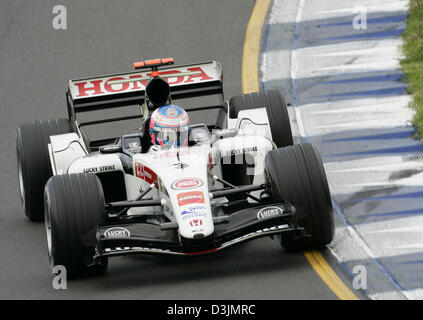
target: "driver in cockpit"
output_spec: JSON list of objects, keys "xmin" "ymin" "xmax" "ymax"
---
[
  {"xmin": 149, "ymin": 104, "xmax": 190, "ymax": 147},
  {"xmin": 138, "ymin": 77, "xmax": 190, "ymax": 150}
]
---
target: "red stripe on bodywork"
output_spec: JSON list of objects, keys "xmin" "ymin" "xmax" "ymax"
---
[{"xmin": 184, "ymin": 248, "xmax": 217, "ymax": 255}]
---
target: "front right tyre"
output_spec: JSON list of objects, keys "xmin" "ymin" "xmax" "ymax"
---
[{"xmin": 44, "ymin": 173, "xmax": 108, "ymax": 278}]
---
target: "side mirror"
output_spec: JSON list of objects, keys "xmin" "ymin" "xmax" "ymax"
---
[{"xmin": 99, "ymin": 144, "xmax": 122, "ymax": 154}]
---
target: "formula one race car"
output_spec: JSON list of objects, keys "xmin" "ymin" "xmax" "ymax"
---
[{"xmin": 16, "ymin": 58, "xmax": 334, "ymax": 277}]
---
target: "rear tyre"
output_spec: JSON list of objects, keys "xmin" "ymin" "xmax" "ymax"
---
[
  {"xmin": 229, "ymin": 90, "xmax": 293, "ymax": 147},
  {"xmin": 224, "ymin": 90, "xmax": 294, "ymax": 193},
  {"xmin": 17, "ymin": 118, "xmax": 72, "ymax": 221},
  {"xmin": 265, "ymin": 143, "xmax": 334, "ymax": 252},
  {"xmin": 44, "ymin": 173, "xmax": 108, "ymax": 278}
]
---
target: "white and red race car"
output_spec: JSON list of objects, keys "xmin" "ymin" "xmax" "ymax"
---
[{"xmin": 16, "ymin": 58, "xmax": 334, "ymax": 277}]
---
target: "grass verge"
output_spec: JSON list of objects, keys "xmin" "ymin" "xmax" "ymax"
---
[{"xmin": 402, "ymin": 0, "xmax": 423, "ymax": 139}]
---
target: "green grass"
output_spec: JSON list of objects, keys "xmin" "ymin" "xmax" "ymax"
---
[{"xmin": 401, "ymin": 0, "xmax": 423, "ymax": 139}]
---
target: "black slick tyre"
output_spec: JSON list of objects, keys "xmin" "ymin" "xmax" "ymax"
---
[
  {"xmin": 17, "ymin": 118, "xmax": 72, "ymax": 221},
  {"xmin": 44, "ymin": 173, "xmax": 108, "ymax": 278},
  {"xmin": 265, "ymin": 143, "xmax": 334, "ymax": 252}
]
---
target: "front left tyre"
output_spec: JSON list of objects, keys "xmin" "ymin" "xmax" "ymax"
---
[
  {"xmin": 16, "ymin": 118, "xmax": 72, "ymax": 221},
  {"xmin": 44, "ymin": 173, "xmax": 108, "ymax": 278},
  {"xmin": 265, "ymin": 143, "xmax": 334, "ymax": 251}
]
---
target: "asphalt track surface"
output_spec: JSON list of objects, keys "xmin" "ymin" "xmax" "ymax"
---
[{"xmin": 0, "ymin": 0, "xmax": 353, "ymax": 299}]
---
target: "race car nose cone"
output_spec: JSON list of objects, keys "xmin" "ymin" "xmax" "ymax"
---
[{"xmin": 193, "ymin": 233, "xmax": 205, "ymax": 239}]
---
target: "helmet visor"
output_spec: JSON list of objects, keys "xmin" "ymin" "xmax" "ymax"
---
[{"xmin": 155, "ymin": 127, "xmax": 189, "ymax": 146}]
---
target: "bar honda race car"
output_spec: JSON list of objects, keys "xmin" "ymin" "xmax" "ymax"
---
[{"xmin": 16, "ymin": 58, "xmax": 334, "ymax": 277}]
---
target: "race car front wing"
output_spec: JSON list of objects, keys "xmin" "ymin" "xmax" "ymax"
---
[{"xmin": 92, "ymin": 201, "xmax": 304, "ymax": 260}]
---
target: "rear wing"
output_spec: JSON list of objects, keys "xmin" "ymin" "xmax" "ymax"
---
[{"xmin": 66, "ymin": 61, "xmax": 224, "ymax": 123}]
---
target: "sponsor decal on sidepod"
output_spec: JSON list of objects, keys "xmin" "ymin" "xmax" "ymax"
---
[
  {"xmin": 257, "ymin": 206, "xmax": 283, "ymax": 220},
  {"xmin": 83, "ymin": 165, "xmax": 115, "ymax": 174},
  {"xmin": 135, "ymin": 162, "xmax": 157, "ymax": 184}
]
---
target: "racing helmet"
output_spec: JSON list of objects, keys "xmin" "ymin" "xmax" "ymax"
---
[{"xmin": 149, "ymin": 105, "xmax": 190, "ymax": 147}]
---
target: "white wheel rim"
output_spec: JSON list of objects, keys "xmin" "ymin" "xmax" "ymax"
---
[
  {"xmin": 44, "ymin": 195, "xmax": 53, "ymax": 268},
  {"xmin": 17, "ymin": 152, "xmax": 25, "ymax": 210}
]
